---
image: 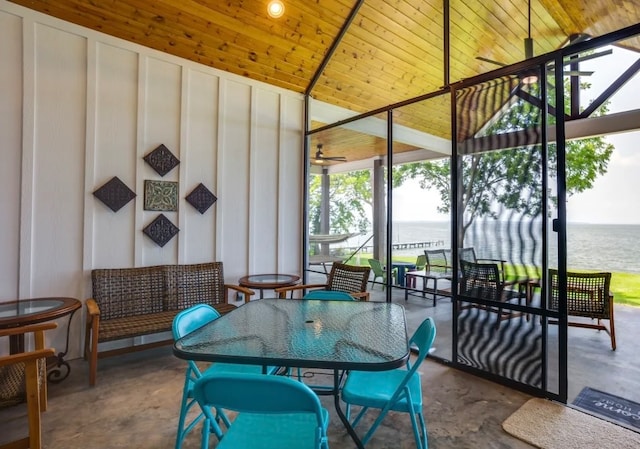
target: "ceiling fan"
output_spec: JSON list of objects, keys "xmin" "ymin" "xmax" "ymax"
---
[
  {"xmin": 476, "ymin": 0, "xmax": 609, "ymax": 80},
  {"xmin": 314, "ymin": 144, "xmax": 347, "ymax": 163}
]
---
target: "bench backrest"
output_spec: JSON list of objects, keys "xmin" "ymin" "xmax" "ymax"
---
[{"xmin": 91, "ymin": 262, "xmax": 225, "ymax": 320}]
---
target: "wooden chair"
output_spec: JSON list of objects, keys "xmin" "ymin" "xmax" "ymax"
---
[
  {"xmin": 548, "ymin": 269, "xmax": 616, "ymax": 350},
  {"xmin": 0, "ymin": 322, "xmax": 56, "ymax": 449},
  {"xmin": 276, "ymin": 263, "xmax": 371, "ymax": 300}
]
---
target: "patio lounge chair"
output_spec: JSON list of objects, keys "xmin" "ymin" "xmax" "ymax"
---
[
  {"xmin": 459, "ymin": 259, "xmax": 525, "ymax": 324},
  {"xmin": 548, "ymin": 269, "xmax": 616, "ymax": 350}
]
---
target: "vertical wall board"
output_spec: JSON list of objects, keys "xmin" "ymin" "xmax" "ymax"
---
[
  {"xmin": 181, "ymin": 68, "xmax": 219, "ymax": 263},
  {"xmin": 140, "ymin": 57, "xmax": 182, "ymax": 266},
  {"xmin": 218, "ymin": 79, "xmax": 251, "ymax": 280},
  {"xmin": 92, "ymin": 43, "xmax": 139, "ymax": 268},
  {"xmin": 278, "ymin": 95, "xmax": 304, "ymax": 274},
  {"xmin": 250, "ymin": 88, "xmax": 280, "ymax": 273},
  {"xmin": 30, "ymin": 24, "xmax": 87, "ymax": 353},
  {"xmin": 0, "ymin": 11, "xmax": 22, "ymax": 300}
]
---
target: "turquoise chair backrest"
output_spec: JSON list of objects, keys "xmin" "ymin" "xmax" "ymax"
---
[
  {"xmin": 172, "ymin": 303, "xmax": 220, "ymax": 340},
  {"xmin": 195, "ymin": 372, "xmax": 325, "ymax": 416},
  {"xmin": 173, "ymin": 304, "xmax": 221, "ymax": 376},
  {"xmin": 303, "ymin": 290, "xmax": 355, "ymax": 301},
  {"xmin": 408, "ymin": 317, "xmax": 437, "ymax": 369}
]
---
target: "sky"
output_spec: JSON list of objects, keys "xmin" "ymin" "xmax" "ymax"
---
[{"xmin": 394, "ymin": 46, "xmax": 640, "ymax": 225}]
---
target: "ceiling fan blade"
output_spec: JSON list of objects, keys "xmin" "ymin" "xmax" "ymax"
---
[
  {"xmin": 476, "ymin": 56, "xmax": 507, "ymax": 67},
  {"xmin": 548, "ymin": 49, "xmax": 613, "ymax": 70}
]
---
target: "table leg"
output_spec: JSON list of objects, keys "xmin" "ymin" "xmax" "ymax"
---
[
  {"xmin": 47, "ymin": 308, "xmax": 78, "ymax": 383},
  {"xmin": 333, "ymin": 370, "xmax": 365, "ymax": 449}
]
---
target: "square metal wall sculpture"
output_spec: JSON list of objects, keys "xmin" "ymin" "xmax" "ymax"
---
[
  {"xmin": 143, "ymin": 214, "xmax": 179, "ymax": 247},
  {"xmin": 185, "ymin": 183, "xmax": 217, "ymax": 214},
  {"xmin": 93, "ymin": 176, "xmax": 136, "ymax": 212},
  {"xmin": 144, "ymin": 180, "xmax": 178, "ymax": 211},
  {"xmin": 143, "ymin": 144, "xmax": 180, "ymax": 176}
]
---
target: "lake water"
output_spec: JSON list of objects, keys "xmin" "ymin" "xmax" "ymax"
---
[{"xmin": 345, "ymin": 221, "xmax": 640, "ymax": 274}]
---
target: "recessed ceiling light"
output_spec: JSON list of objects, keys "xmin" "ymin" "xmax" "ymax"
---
[{"xmin": 267, "ymin": 0, "xmax": 285, "ymax": 19}]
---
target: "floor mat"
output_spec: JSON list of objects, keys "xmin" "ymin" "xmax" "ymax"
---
[
  {"xmin": 502, "ymin": 398, "xmax": 640, "ymax": 449},
  {"xmin": 573, "ymin": 387, "xmax": 640, "ymax": 430}
]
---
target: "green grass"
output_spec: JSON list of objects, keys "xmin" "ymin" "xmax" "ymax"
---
[{"xmin": 348, "ymin": 254, "xmax": 640, "ymax": 307}]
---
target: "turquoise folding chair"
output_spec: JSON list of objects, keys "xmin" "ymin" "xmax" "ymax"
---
[
  {"xmin": 172, "ymin": 304, "xmax": 278, "ymax": 449},
  {"xmin": 294, "ymin": 291, "xmax": 355, "ymax": 389},
  {"xmin": 341, "ymin": 317, "xmax": 437, "ymax": 449},
  {"xmin": 302, "ymin": 290, "xmax": 355, "ymax": 301},
  {"xmin": 193, "ymin": 372, "xmax": 330, "ymax": 449}
]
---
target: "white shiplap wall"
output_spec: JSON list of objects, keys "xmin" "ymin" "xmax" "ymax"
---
[{"xmin": 0, "ymin": 1, "xmax": 304, "ymax": 359}]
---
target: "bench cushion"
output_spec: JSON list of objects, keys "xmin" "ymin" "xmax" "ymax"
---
[
  {"xmin": 98, "ymin": 311, "xmax": 176, "ymax": 342},
  {"xmin": 97, "ymin": 303, "xmax": 238, "ymax": 342}
]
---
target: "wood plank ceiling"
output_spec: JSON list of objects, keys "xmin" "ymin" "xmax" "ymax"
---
[{"xmin": 11, "ymin": 0, "xmax": 640, "ymax": 165}]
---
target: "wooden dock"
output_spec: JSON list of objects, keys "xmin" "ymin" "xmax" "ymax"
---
[{"xmin": 342, "ymin": 240, "xmax": 445, "ymax": 253}]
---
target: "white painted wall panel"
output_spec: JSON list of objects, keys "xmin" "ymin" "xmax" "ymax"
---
[
  {"xmin": 92, "ymin": 43, "xmax": 138, "ymax": 268},
  {"xmin": 250, "ymin": 88, "xmax": 280, "ymax": 273},
  {"xmin": 180, "ymin": 69, "xmax": 219, "ymax": 263},
  {"xmin": 218, "ymin": 79, "xmax": 251, "ymax": 280},
  {"xmin": 278, "ymin": 95, "xmax": 304, "ymax": 274},
  {"xmin": 140, "ymin": 57, "xmax": 182, "ymax": 266},
  {"xmin": 29, "ymin": 24, "xmax": 87, "ymax": 353},
  {"xmin": 30, "ymin": 24, "xmax": 86, "ymax": 297},
  {"xmin": 0, "ymin": 11, "xmax": 22, "ymax": 300}
]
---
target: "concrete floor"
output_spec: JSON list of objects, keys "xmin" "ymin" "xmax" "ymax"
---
[
  {"xmin": 3, "ymin": 274, "xmax": 638, "ymax": 448},
  {"xmin": 1, "ymin": 346, "xmax": 534, "ymax": 449}
]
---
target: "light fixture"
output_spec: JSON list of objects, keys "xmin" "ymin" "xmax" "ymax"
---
[
  {"xmin": 267, "ymin": 0, "xmax": 285, "ymax": 18},
  {"xmin": 521, "ymin": 69, "xmax": 539, "ymax": 85}
]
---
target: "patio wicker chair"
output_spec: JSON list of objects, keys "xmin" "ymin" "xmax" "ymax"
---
[
  {"xmin": 548, "ymin": 269, "xmax": 616, "ymax": 350},
  {"xmin": 459, "ymin": 260, "xmax": 525, "ymax": 323},
  {"xmin": 0, "ymin": 322, "xmax": 56, "ymax": 449},
  {"xmin": 276, "ymin": 263, "xmax": 371, "ymax": 300}
]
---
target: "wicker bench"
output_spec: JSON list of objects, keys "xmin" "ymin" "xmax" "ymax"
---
[{"xmin": 84, "ymin": 262, "xmax": 253, "ymax": 386}]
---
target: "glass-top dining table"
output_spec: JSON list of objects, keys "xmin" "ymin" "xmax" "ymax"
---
[{"xmin": 173, "ymin": 298, "xmax": 409, "ymax": 448}]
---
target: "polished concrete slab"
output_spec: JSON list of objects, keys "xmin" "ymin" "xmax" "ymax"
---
[{"xmin": 1, "ymin": 346, "xmax": 534, "ymax": 448}]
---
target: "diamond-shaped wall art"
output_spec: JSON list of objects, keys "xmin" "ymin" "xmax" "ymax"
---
[
  {"xmin": 144, "ymin": 180, "xmax": 178, "ymax": 211},
  {"xmin": 93, "ymin": 176, "xmax": 136, "ymax": 212},
  {"xmin": 185, "ymin": 183, "xmax": 217, "ymax": 214},
  {"xmin": 143, "ymin": 144, "xmax": 180, "ymax": 176},
  {"xmin": 143, "ymin": 214, "xmax": 179, "ymax": 247}
]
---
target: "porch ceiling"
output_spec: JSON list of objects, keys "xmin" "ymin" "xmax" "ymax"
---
[{"xmin": 11, "ymin": 0, "xmax": 640, "ymax": 164}]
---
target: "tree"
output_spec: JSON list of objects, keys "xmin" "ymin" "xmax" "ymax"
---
[
  {"xmin": 308, "ymin": 169, "xmax": 372, "ymax": 235},
  {"xmin": 394, "ymin": 80, "xmax": 614, "ymax": 240}
]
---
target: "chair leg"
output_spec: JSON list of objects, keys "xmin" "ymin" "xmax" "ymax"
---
[
  {"xmin": 609, "ymin": 301, "xmax": 616, "ymax": 351},
  {"xmin": 89, "ymin": 318, "xmax": 99, "ymax": 386},
  {"xmin": 432, "ymin": 279, "xmax": 438, "ymax": 307},
  {"xmin": 25, "ymin": 359, "xmax": 43, "ymax": 449}
]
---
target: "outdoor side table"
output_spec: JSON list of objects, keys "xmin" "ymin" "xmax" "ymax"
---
[
  {"xmin": 0, "ymin": 297, "xmax": 81, "ymax": 383},
  {"xmin": 238, "ymin": 273, "xmax": 300, "ymax": 299}
]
